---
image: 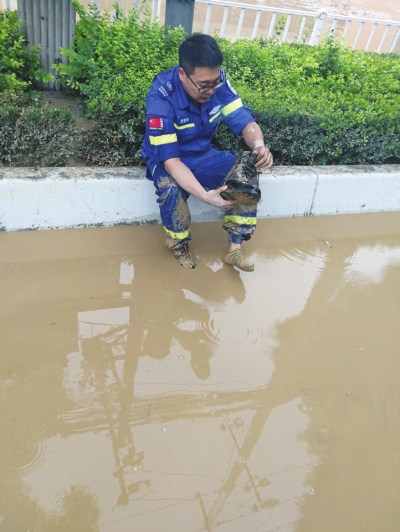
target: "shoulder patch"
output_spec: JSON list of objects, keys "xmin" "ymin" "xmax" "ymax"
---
[{"xmin": 148, "ymin": 117, "xmax": 164, "ymax": 130}]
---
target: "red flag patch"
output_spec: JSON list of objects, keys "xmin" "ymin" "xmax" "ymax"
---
[{"xmin": 148, "ymin": 117, "xmax": 163, "ymax": 130}]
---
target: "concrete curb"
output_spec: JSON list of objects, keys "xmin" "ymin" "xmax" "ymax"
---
[{"xmin": 0, "ymin": 164, "xmax": 399, "ymax": 231}]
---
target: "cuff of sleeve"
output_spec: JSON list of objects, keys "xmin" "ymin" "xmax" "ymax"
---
[{"xmin": 159, "ymin": 145, "xmax": 180, "ymax": 162}]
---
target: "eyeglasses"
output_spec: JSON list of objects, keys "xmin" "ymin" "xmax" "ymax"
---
[{"xmin": 184, "ymin": 70, "xmax": 223, "ymax": 94}]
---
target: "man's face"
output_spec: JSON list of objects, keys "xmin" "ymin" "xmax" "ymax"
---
[{"xmin": 178, "ymin": 66, "xmax": 222, "ymax": 104}]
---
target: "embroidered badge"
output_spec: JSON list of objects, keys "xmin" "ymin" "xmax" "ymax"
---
[
  {"xmin": 167, "ymin": 82, "xmax": 173, "ymax": 91},
  {"xmin": 148, "ymin": 117, "xmax": 164, "ymax": 130},
  {"xmin": 158, "ymin": 86, "xmax": 168, "ymax": 98},
  {"xmin": 209, "ymin": 104, "xmax": 221, "ymax": 116},
  {"xmin": 179, "ymin": 117, "xmax": 190, "ymax": 124}
]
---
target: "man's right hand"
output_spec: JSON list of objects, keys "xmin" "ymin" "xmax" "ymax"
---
[{"xmin": 204, "ymin": 186, "xmax": 237, "ymax": 209}]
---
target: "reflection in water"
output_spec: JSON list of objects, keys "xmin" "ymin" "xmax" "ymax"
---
[
  {"xmin": 2, "ymin": 214, "xmax": 400, "ymax": 532},
  {"xmin": 344, "ymin": 245, "xmax": 400, "ymax": 285},
  {"xmin": 22, "ymin": 241, "xmax": 325, "ymax": 530}
]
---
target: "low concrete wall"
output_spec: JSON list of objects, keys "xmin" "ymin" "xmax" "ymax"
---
[{"xmin": 0, "ymin": 164, "xmax": 399, "ymax": 231}]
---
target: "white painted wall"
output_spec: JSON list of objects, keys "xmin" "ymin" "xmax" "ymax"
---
[{"xmin": 0, "ymin": 165, "xmax": 399, "ymax": 231}]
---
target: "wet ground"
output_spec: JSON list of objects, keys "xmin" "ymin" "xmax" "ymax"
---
[{"xmin": 1, "ymin": 212, "xmax": 400, "ymax": 532}]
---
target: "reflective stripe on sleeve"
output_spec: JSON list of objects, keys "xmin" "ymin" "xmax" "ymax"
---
[
  {"xmin": 149, "ymin": 133, "xmax": 178, "ymax": 146},
  {"xmin": 223, "ymin": 215, "xmax": 257, "ymax": 225},
  {"xmin": 221, "ymin": 98, "xmax": 243, "ymax": 117},
  {"xmin": 174, "ymin": 123, "xmax": 195, "ymax": 130},
  {"xmin": 163, "ymin": 226, "xmax": 191, "ymax": 239},
  {"xmin": 209, "ymin": 111, "xmax": 221, "ymax": 123}
]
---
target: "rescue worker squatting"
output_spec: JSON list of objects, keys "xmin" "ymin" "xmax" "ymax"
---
[{"xmin": 142, "ymin": 33, "xmax": 273, "ymax": 271}]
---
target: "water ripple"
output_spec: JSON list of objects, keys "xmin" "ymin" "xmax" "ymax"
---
[
  {"xmin": 9, "ymin": 428, "xmax": 47, "ymax": 478},
  {"xmin": 345, "ymin": 245, "xmax": 400, "ymax": 285}
]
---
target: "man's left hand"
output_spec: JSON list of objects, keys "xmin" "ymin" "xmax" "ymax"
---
[{"xmin": 253, "ymin": 145, "xmax": 273, "ymax": 170}]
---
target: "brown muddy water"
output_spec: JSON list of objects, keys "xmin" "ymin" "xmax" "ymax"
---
[{"xmin": 1, "ymin": 212, "xmax": 400, "ymax": 532}]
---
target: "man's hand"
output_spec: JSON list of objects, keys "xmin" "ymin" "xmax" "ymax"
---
[
  {"xmin": 204, "ymin": 186, "xmax": 237, "ymax": 209},
  {"xmin": 241, "ymin": 122, "xmax": 273, "ymax": 170},
  {"xmin": 253, "ymin": 144, "xmax": 273, "ymax": 169},
  {"xmin": 164, "ymin": 158, "xmax": 236, "ymax": 209}
]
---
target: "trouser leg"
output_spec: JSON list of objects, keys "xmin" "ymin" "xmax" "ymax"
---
[
  {"xmin": 183, "ymin": 148, "xmax": 258, "ymax": 244},
  {"xmin": 152, "ymin": 166, "xmax": 191, "ymax": 249},
  {"xmin": 222, "ymin": 163, "xmax": 258, "ymax": 243},
  {"xmin": 222, "ymin": 203, "xmax": 257, "ymax": 244},
  {"xmin": 149, "ymin": 149, "xmax": 258, "ymax": 249}
]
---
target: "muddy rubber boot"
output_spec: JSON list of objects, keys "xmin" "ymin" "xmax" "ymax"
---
[
  {"xmin": 224, "ymin": 249, "xmax": 254, "ymax": 272},
  {"xmin": 172, "ymin": 243, "xmax": 196, "ymax": 269},
  {"xmin": 220, "ymin": 151, "xmax": 261, "ymax": 206}
]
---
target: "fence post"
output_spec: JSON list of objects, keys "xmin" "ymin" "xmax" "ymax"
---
[
  {"xmin": 164, "ymin": 0, "xmax": 195, "ymax": 35},
  {"xmin": 309, "ymin": 11, "xmax": 326, "ymax": 45},
  {"xmin": 17, "ymin": 0, "xmax": 76, "ymax": 91}
]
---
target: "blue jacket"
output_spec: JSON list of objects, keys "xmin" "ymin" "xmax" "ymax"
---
[{"xmin": 142, "ymin": 66, "xmax": 255, "ymax": 171}]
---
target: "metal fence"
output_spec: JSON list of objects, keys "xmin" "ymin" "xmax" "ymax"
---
[
  {"xmin": 193, "ymin": 0, "xmax": 400, "ymax": 53},
  {"xmin": 76, "ymin": 0, "xmax": 400, "ymax": 53},
  {"xmin": 16, "ymin": 0, "xmax": 76, "ymax": 90}
]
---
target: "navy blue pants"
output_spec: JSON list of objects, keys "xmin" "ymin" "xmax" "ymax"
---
[{"xmin": 148, "ymin": 148, "xmax": 257, "ymax": 249}]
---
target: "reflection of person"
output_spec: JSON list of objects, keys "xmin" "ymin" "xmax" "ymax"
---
[
  {"xmin": 136, "ymin": 259, "xmax": 246, "ymax": 380},
  {"xmin": 142, "ymin": 33, "xmax": 273, "ymax": 272}
]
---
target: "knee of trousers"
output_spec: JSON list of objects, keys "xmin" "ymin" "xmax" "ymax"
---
[{"xmin": 155, "ymin": 174, "xmax": 191, "ymax": 243}]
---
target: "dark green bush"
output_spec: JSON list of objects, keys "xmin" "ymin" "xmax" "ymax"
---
[
  {"xmin": 0, "ymin": 9, "xmax": 49, "ymax": 91},
  {"xmin": 0, "ymin": 91, "xmax": 78, "ymax": 167},
  {"xmin": 0, "ymin": 1, "xmax": 387, "ymax": 166},
  {"xmin": 54, "ymin": 0, "xmax": 185, "ymax": 165},
  {"xmin": 217, "ymin": 37, "xmax": 400, "ymax": 164}
]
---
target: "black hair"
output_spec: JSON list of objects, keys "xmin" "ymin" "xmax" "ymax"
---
[{"xmin": 179, "ymin": 33, "xmax": 224, "ymax": 74}]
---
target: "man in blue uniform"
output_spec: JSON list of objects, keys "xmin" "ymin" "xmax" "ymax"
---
[{"xmin": 142, "ymin": 34, "xmax": 273, "ymax": 271}]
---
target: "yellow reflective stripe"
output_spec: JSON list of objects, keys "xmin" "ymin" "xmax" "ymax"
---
[
  {"xmin": 164, "ymin": 226, "xmax": 191, "ymax": 239},
  {"xmin": 149, "ymin": 133, "xmax": 177, "ymax": 146},
  {"xmin": 221, "ymin": 98, "xmax": 243, "ymax": 117},
  {"xmin": 224, "ymin": 215, "xmax": 257, "ymax": 225},
  {"xmin": 174, "ymin": 122, "xmax": 195, "ymax": 130},
  {"xmin": 209, "ymin": 111, "xmax": 221, "ymax": 123}
]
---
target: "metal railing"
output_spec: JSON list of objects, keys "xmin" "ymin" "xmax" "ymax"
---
[
  {"xmin": 74, "ymin": 0, "xmax": 400, "ymax": 53},
  {"xmin": 1, "ymin": 0, "xmax": 17, "ymax": 8},
  {"xmin": 194, "ymin": 0, "xmax": 400, "ymax": 53}
]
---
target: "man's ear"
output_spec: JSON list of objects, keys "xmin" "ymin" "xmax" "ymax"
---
[{"xmin": 178, "ymin": 67, "xmax": 186, "ymax": 82}]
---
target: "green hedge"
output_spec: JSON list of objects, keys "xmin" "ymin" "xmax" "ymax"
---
[
  {"xmin": 215, "ymin": 38, "xmax": 400, "ymax": 164},
  {"xmin": 1, "ymin": 1, "xmax": 400, "ymax": 166},
  {"xmin": 0, "ymin": 9, "xmax": 75, "ymax": 167},
  {"xmin": 0, "ymin": 9, "xmax": 49, "ymax": 91},
  {"xmin": 0, "ymin": 91, "xmax": 78, "ymax": 167},
  {"xmin": 54, "ymin": 0, "xmax": 185, "ymax": 166}
]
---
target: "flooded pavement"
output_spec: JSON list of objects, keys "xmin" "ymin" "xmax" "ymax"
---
[{"xmin": 1, "ymin": 212, "xmax": 400, "ymax": 532}]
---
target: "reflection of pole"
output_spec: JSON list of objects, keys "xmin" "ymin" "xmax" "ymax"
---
[
  {"xmin": 195, "ymin": 492, "xmax": 213, "ymax": 532},
  {"xmin": 228, "ymin": 425, "xmax": 267, "ymax": 509},
  {"xmin": 96, "ymin": 322, "xmax": 144, "ymax": 507},
  {"xmin": 206, "ymin": 391, "xmax": 273, "ymax": 526}
]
